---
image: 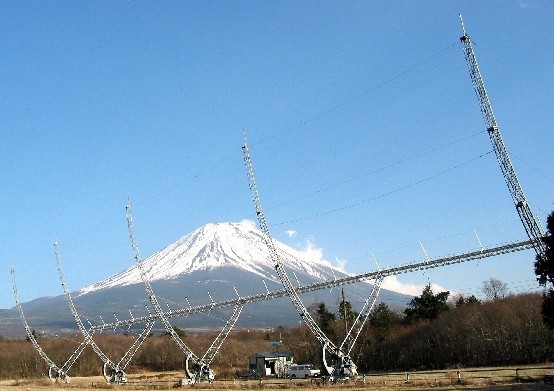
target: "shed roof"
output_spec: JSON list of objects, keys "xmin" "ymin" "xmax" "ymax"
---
[{"xmin": 249, "ymin": 351, "xmax": 292, "ymax": 359}]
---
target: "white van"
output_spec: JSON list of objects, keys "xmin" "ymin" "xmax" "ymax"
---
[{"xmin": 287, "ymin": 364, "xmax": 321, "ymax": 378}]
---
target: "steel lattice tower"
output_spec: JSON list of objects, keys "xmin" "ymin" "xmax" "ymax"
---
[{"xmin": 459, "ymin": 17, "xmax": 547, "ymax": 258}]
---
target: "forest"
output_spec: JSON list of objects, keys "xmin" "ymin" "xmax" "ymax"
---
[{"xmin": 0, "ymin": 289, "xmax": 552, "ymax": 381}]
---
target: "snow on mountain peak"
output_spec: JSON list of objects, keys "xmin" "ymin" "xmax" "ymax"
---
[{"xmin": 78, "ymin": 221, "xmax": 343, "ymax": 295}]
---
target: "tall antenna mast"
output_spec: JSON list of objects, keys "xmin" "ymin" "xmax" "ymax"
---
[
  {"xmin": 459, "ymin": 14, "xmax": 467, "ymax": 36},
  {"xmin": 242, "ymin": 130, "xmax": 357, "ymax": 379},
  {"xmin": 459, "ymin": 17, "xmax": 546, "ymax": 257},
  {"xmin": 125, "ymin": 200, "xmax": 209, "ymax": 383},
  {"xmin": 341, "ymin": 288, "xmax": 348, "ymax": 336},
  {"xmin": 125, "ymin": 200, "xmax": 246, "ymax": 383}
]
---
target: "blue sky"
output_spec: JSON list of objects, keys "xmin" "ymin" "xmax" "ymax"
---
[{"xmin": 1, "ymin": 1, "xmax": 552, "ymax": 309}]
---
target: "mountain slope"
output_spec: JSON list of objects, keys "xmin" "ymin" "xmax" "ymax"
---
[
  {"xmin": 79, "ymin": 220, "xmax": 345, "ymax": 295},
  {"xmin": 3, "ymin": 221, "xmax": 411, "ymax": 338}
]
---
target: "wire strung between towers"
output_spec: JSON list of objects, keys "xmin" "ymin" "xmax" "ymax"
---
[{"xmin": 273, "ymin": 150, "xmax": 494, "ymax": 226}]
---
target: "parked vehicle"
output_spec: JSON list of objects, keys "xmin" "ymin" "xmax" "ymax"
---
[{"xmin": 287, "ymin": 364, "xmax": 321, "ymax": 378}]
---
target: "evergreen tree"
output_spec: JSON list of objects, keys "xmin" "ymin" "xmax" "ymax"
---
[
  {"xmin": 162, "ymin": 325, "xmax": 186, "ymax": 339},
  {"xmin": 338, "ymin": 297, "xmax": 357, "ymax": 324},
  {"xmin": 25, "ymin": 329, "xmax": 39, "ymax": 342},
  {"xmin": 454, "ymin": 294, "xmax": 480, "ymax": 307},
  {"xmin": 404, "ymin": 284, "xmax": 450, "ymax": 323},
  {"xmin": 315, "ymin": 302, "xmax": 336, "ymax": 335},
  {"xmin": 370, "ymin": 303, "xmax": 400, "ymax": 331},
  {"xmin": 535, "ymin": 210, "xmax": 554, "ymax": 329}
]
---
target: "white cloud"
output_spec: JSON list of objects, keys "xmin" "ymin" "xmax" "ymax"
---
[
  {"xmin": 243, "ymin": 222, "xmax": 453, "ymax": 298},
  {"xmin": 381, "ymin": 275, "xmax": 451, "ymax": 297},
  {"xmin": 332, "ymin": 258, "xmax": 347, "ymax": 272},
  {"xmin": 240, "ymin": 219, "xmax": 257, "ymax": 231},
  {"xmin": 285, "ymin": 229, "xmax": 297, "ymax": 238},
  {"xmin": 296, "ymin": 238, "xmax": 348, "ymax": 272},
  {"xmin": 300, "ymin": 238, "xmax": 324, "ymax": 262},
  {"xmin": 518, "ymin": 0, "xmax": 532, "ymax": 9}
]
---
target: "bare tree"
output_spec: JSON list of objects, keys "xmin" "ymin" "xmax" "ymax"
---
[{"xmin": 482, "ymin": 278, "xmax": 508, "ymax": 301}]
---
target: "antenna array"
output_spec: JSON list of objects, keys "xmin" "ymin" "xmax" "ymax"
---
[{"xmin": 9, "ymin": 19, "xmax": 548, "ymax": 384}]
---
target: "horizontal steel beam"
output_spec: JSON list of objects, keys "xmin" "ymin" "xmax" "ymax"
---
[{"xmin": 91, "ymin": 238, "xmax": 535, "ymax": 331}]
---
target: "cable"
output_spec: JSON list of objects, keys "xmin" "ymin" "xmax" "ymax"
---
[
  {"xmin": 253, "ymin": 42, "xmax": 459, "ymax": 147},
  {"xmin": 510, "ymin": 152, "xmax": 554, "ymax": 186},
  {"xmin": 273, "ymin": 150, "xmax": 493, "ymax": 226},
  {"xmin": 268, "ymin": 130, "xmax": 486, "ymax": 211}
]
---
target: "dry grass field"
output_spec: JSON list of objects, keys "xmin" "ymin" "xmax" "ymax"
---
[{"xmin": 0, "ymin": 365, "xmax": 552, "ymax": 391}]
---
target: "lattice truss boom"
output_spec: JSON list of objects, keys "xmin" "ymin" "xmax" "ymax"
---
[
  {"xmin": 91, "ymin": 238, "xmax": 533, "ymax": 331},
  {"xmin": 459, "ymin": 17, "xmax": 546, "ymax": 256}
]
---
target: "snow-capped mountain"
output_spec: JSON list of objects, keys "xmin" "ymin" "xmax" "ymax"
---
[
  {"xmin": 79, "ymin": 220, "xmax": 344, "ymax": 295},
  {"xmin": 2, "ymin": 221, "xmax": 411, "ymax": 338}
]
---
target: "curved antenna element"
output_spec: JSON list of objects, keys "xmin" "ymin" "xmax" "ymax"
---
[
  {"xmin": 54, "ymin": 242, "xmax": 126, "ymax": 383},
  {"xmin": 340, "ymin": 275, "xmax": 383, "ymax": 355},
  {"xmin": 126, "ymin": 200, "xmax": 209, "ymax": 384},
  {"xmin": 11, "ymin": 265, "xmax": 71, "ymax": 383},
  {"xmin": 242, "ymin": 130, "xmax": 357, "ymax": 379},
  {"xmin": 126, "ymin": 200, "xmax": 246, "ymax": 383}
]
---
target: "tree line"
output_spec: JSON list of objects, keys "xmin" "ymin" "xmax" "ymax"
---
[
  {"xmin": 302, "ymin": 283, "xmax": 553, "ymax": 372},
  {"xmin": 0, "ymin": 289, "xmax": 551, "ymax": 380}
]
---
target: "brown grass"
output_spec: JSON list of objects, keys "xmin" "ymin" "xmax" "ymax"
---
[{"xmin": 0, "ymin": 364, "xmax": 552, "ymax": 391}]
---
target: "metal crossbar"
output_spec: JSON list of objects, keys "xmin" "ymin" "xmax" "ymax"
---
[{"xmin": 90, "ymin": 238, "xmax": 534, "ymax": 331}]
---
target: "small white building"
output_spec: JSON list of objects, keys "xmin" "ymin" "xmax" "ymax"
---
[{"xmin": 248, "ymin": 351, "xmax": 293, "ymax": 378}]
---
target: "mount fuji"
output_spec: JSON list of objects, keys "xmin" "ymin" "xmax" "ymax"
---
[
  {"xmin": 2, "ymin": 221, "xmax": 411, "ymax": 337},
  {"xmin": 79, "ymin": 220, "xmax": 361, "ymax": 296}
]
